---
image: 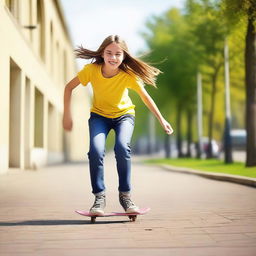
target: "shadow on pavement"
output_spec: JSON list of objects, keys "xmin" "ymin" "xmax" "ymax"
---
[{"xmin": 0, "ymin": 219, "xmax": 130, "ymax": 226}]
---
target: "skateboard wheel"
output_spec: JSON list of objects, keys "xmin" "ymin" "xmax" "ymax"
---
[
  {"xmin": 91, "ymin": 216, "xmax": 96, "ymax": 223},
  {"xmin": 129, "ymin": 215, "xmax": 137, "ymax": 222}
]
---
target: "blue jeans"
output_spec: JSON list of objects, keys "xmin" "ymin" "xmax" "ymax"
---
[{"xmin": 88, "ymin": 112, "xmax": 135, "ymax": 194}]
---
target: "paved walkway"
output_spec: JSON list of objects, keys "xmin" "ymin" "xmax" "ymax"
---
[{"xmin": 0, "ymin": 154, "xmax": 256, "ymax": 256}]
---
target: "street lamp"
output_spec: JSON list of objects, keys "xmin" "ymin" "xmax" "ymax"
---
[
  {"xmin": 197, "ymin": 72, "xmax": 203, "ymax": 158},
  {"xmin": 223, "ymin": 38, "xmax": 233, "ymax": 163}
]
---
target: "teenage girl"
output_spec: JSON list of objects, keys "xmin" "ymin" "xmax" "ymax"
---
[{"xmin": 63, "ymin": 35, "xmax": 173, "ymax": 215}]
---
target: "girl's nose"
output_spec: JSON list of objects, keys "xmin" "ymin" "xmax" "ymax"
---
[{"xmin": 110, "ymin": 55, "xmax": 116, "ymax": 60}]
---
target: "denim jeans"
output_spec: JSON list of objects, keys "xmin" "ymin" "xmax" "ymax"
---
[{"xmin": 88, "ymin": 112, "xmax": 135, "ymax": 194}]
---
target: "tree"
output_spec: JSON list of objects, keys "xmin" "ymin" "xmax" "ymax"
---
[
  {"xmin": 185, "ymin": 0, "xmax": 227, "ymax": 158},
  {"xmin": 221, "ymin": 0, "xmax": 256, "ymax": 166},
  {"xmin": 138, "ymin": 1, "xmax": 245, "ymax": 160},
  {"xmin": 143, "ymin": 8, "xmax": 199, "ymax": 157}
]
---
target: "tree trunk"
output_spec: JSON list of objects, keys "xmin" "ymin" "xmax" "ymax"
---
[
  {"xmin": 245, "ymin": 13, "xmax": 256, "ymax": 167},
  {"xmin": 186, "ymin": 109, "xmax": 193, "ymax": 157}
]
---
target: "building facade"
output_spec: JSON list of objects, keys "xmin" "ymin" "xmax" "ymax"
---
[{"xmin": 0, "ymin": 0, "xmax": 90, "ymax": 173}]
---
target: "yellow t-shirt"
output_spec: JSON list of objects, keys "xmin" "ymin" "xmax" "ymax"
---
[{"xmin": 77, "ymin": 63, "xmax": 144, "ymax": 118}]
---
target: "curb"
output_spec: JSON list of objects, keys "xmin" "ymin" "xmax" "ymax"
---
[{"xmin": 157, "ymin": 164, "xmax": 256, "ymax": 188}]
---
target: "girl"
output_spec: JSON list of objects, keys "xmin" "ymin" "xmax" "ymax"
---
[{"xmin": 63, "ymin": 35, "xmax": 173, "ymax": 216}]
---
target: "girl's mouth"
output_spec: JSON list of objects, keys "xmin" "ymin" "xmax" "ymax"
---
[{"xmin": 109, "ymin": 61, "xmax": 117, "ymax": 65}]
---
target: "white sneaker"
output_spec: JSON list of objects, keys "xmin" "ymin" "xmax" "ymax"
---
[
  {"xmin": 119, "ymin": 192, "xmax": 140, "ymax": 213},
  {"xmin": 90, "ymin": 192, "xmax": 106, "ymax": 216}
]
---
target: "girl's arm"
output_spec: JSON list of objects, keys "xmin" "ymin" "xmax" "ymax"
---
[
  {"xmin": 63, "ymin": 76, "xmax": 80, "ymax": 131},
  {"xmin": 136, "ymin": 86, "xmax": 173, "ymax": 135}
]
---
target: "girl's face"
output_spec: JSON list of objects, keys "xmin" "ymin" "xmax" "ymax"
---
[{"xmin": 102, "ymin": 42, "xmax": 124, "ymax": 70}]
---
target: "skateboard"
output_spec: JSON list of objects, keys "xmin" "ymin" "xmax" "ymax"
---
[{"xmin": 75, "ymin": 207, "xmax": 150, "ymax": 223}]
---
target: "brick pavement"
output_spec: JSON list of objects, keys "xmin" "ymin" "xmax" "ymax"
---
[{"xmin": 0, "ymin": 154, "xmax": 256, "ymax": 256}]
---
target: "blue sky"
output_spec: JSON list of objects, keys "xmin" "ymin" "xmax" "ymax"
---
[{"xmin": 59, "ymin": 0, "xmax": 185, "ymax": 67}]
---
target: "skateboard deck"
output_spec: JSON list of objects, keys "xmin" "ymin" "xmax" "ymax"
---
[{"xmin": 75, "ymin": 207, "xmax": 150, "ymax": 223}]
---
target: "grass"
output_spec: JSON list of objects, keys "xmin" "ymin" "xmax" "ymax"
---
[{"xmin": 145, "ymin": 158, "xmax": 256, "ymax": 178}]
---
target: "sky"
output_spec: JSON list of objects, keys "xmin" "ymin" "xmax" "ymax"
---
[{"xmin": 59, "ymin": 0, "xmax": 185, "ymax": 68}]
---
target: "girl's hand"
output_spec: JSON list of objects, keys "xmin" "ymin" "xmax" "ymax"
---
[
  {"xmin": 160, "ymin": 119, "xmax": 173, "ymax": 135},
  {"xmin": 63, "ymin": 114, "xmax": 73, "ymax": 131}
]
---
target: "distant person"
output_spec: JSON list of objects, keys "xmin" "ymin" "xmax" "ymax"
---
[{"xmin": 63, "ymin": 35, "xmax": 173, "ymax": 215}]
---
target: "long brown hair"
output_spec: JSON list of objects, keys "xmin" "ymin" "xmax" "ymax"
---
[{"xmin": 75, "ymin": 35, "xmax": 161, "ymax": 87}]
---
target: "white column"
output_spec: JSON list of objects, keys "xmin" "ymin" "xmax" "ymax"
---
[
  {"xmin": 20, "ymin": 72, "xmax": 26, "ymax": 170},
  {"xmin": 0, "ymin": 53, "xmax": 10, "ymax": 173}
]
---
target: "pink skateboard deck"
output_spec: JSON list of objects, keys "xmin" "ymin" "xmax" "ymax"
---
[{"xmin": 75, "ymin": 207, "xmax": 150, "ymax": 223}]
